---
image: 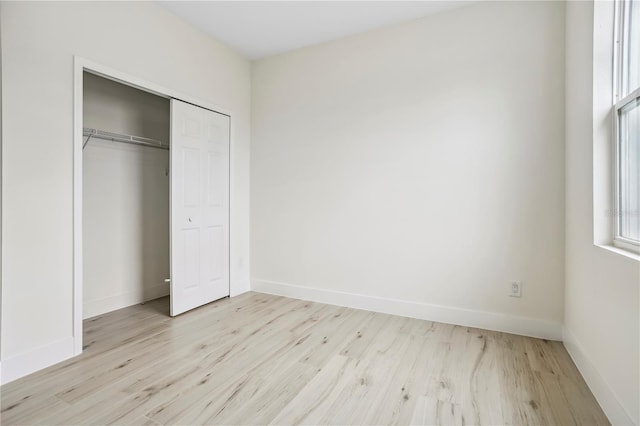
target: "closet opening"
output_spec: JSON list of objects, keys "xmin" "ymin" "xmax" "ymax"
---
[
  {"xmin": 82, "ymin": 72, "xmax": 171, "ymax": 319},
  {"xmin": 74, "ymin": 59, "xmax": 232, "ymax": 355}
]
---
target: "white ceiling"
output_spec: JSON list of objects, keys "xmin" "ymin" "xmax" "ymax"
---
[{"xmin": 158, "ymin": 1, "xmax": 474, "ymax": 60}]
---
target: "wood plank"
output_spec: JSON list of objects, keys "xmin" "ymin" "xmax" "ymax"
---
[
  {"xmin": 411, "ymin": 396, "xmax": 464, "ymax": 426},
  {"xmin": 0, "ymin": 292, "xmax": 610, "ymax": 426}
]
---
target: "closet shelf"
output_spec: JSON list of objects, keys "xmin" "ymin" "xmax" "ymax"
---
[{"xmin": 83, "ymin": 128, "xmax": 169, "ymax": 150}]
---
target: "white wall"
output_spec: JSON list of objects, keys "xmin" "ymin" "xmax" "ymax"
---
[
  {"xmin": 0, "ymin": 7, "xmax": 3, "ymax": 369},
  {"xmin": 0, "ymin": 1, "xmax": 251, "ymax": 383},
  {"xmin": 251, "ymin": 1, "xmax": 566, "ymax": 338},
  {"xmin": 83, "ymin": 73, "xmax": 170, "ymax": 319},
  {"xmin": 564, "ymin": 2, "xmax": 639, "ymax": 424}
]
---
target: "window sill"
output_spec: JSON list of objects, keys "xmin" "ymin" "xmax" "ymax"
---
[{"xmin": 595, "ymin": 243, "xmax": 640, "ymax": 262}]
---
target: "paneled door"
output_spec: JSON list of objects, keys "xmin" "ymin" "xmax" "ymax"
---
[{"xmin": 170, "ymin": 99, "xmax": 229, "ymax": 316}]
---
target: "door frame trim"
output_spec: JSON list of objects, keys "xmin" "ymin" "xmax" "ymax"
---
[{"xmin": 73, "ymin": 56, "xmax": 234, "ymax": 356}]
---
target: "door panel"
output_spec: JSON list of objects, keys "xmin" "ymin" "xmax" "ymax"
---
[
  {"xmin": 183, "ymin": 229, "xmax": 200, "ymax": 289},
  {"xmin": 183, "ymin": 149, "xmax": 200, "ymax": 207},
  {"xmin": 170, "ymin": 99, "xmax": 230, "ymax": 316},
  {"xmin": 206, "ymin": 225, "xmax": 224, "ymax": 281},
  {"xmin": 208, "ymin": 153, "xmax": 225, "ymax": 207}
]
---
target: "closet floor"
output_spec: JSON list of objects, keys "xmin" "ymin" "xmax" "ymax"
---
[{"xmin": 1, "ymin": 292, "xmax": 609, "ymax": 425}]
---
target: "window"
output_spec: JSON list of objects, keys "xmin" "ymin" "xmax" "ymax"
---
[{"xmin": 614, "ymin": 0, "xmax": 640, "ymax": 253}]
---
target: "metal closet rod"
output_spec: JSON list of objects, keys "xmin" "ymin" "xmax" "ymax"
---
[{"xmin": 83, "ymin": 127, "xmax": 169, "ymax": 150}]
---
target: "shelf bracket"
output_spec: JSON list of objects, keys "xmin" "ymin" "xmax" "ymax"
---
[{"xmin": 82, "ymin": 133, "xmax": 93, "ymax": 150}]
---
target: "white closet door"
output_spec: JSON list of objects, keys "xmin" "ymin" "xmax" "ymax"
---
[{"xmin": 170, "ymin": 99, "xmax": 230, "ymax": 316}]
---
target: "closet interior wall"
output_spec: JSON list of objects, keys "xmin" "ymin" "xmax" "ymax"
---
[{"xmin": 83, "ymin": 72, "xmax": 170, "ymax": 319}]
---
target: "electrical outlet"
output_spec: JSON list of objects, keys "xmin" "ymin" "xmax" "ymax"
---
[{"xmin": 509, "ymin": 281, "xmax": 522, "ymax": 298}]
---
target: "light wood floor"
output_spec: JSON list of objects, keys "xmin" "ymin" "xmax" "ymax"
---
[{"xmin": 1, "ymin": 292, "xmax": 608, "ymax": 425}]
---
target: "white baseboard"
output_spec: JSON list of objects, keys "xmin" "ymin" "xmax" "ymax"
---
[
  {"xmin": 1, "ymin": 337, "xmax": 75, "ymax": 385},
  {"xmin": 84, "ymin": 283, "xmax": 170, "ymax": 319},
  {"xmin": 563, "ymin": 327, "xmax": 635, "ymax": 426},
  {"xmin": 251, "ymin": 279, "xmax": 563, "ymax": 340}
]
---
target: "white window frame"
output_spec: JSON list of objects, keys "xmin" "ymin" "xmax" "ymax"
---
[{"xmin": 612, "ymin": 0, "xmax": 640, "ymax": 254}]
